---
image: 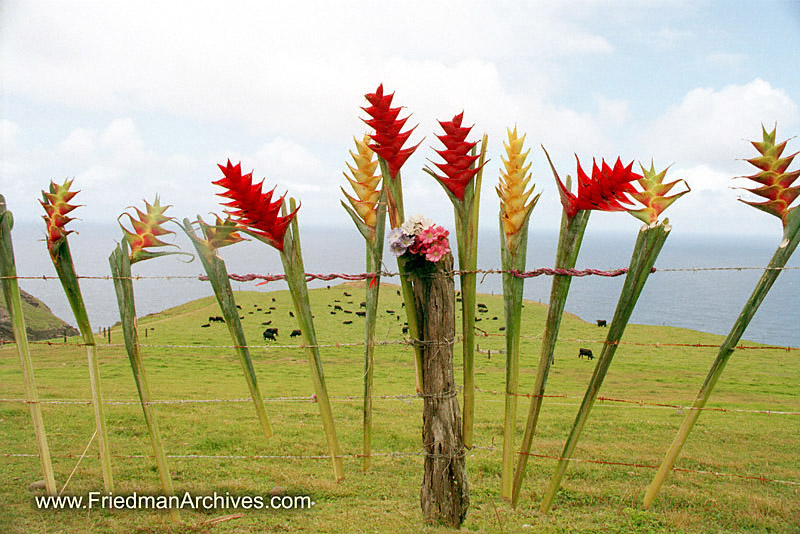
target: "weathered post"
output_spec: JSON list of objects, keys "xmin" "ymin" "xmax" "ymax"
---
[{"xmin": 408, "ymin": 252, "xmax": 469, "ymax": 527}]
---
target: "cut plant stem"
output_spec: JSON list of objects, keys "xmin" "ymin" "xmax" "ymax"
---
[
  {"xmin": 109, "ymin": 241, "xmax": 179, "ymax": 523},
  {"xmin": 180, "ymin": 219, "xmax": 272, "ymax": 440},
  {"xmin": 49, "ymin": 238, "xmax": 114, "ymax": 492},
  {"xmin": 540, "ymin": 220, "xmax": 671, "ymax": 513},
  {"xmin": 643, "ymin": 207, "xmax": 800, "ymax": 509},
  {"xmin": 380, "ymin": 158, "xmax": 424, "ymax": 393},
  {"xmin": 280, "ymin": 199, "xmax": 345, "ymax": 481},
  {"xmin": 498, "ymin": 209, "xmax": 532, "ymax": 501},
  {"xmin": 511, "ymin": 193, "xmax": 590, "ymax": 507},
  {"xmin": 0, "ymin": 196, "xmax": 57, "ymax": 495}
]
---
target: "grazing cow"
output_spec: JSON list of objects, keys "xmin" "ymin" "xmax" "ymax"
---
[
  {"xmin": 402, "ymin": 325, "xmax": 409, "ymax": 334},
  {"xmin": 290, "ymin": 329, "xmax": 302, "ymax": 338},
  {"xmin": 397, "ymin": 290, "xmax": 401, "ymax": 296},
  {"xmin": 475, "ymin": 317, "xmax": 482, "ymax": 322},
  {"xmin": 343, "ymin": 310, "xmax": 353, "ymax": 314},
  {"xmin": 261, "ymin": 321, "xmax": 272, "ymax": 326},
  {"xmin": 257, "ymin": 308, "xmax": 262, "ymax": 311},
  {"xmin": 492, "ymin": 316, "xmax": 498, "ymax": 320},
  {"xmin": 344, "ymin": 292, "xmax": 351, "ymax": 297},
  {"xmin": 201, "ymin": 324, "xmax": 210, "ymax": 328},
  {"xmin": 360, "ymin": 301, "xmax": 366, "ymax": 308},
  {"xmin": 477, "ymin": 303, "xmax": 487, "ymax": 308},
  {"xmin": 330, "ymin": 311, "xmax": 337, "ymax": 315},
  {"xmin": 578, "ymin": 348, "xmax": 594, "ymax": 360},
  {"xmin": 272, "ymin": 298, "xmax": 276, "ymax": 302},
  {"xmin": 478, "ymin": 308, "xmax": 488, "ymax": 313},
  {"xmin": 356, "ymin": 311, "xmax": 366, "ymax": 317},
  {"xmin": 209, "ymin": 316, "xmax": 224, "ymax": 323},
  {"xmin": 386, "ymin": 309, "xmax": 395, "ymax": 314},
  {"xmin": 289, "ymin": 311, "xmax": 294, "ymax": 317},
  {"xmin": 596, "ymin": 319, "xmax": 607, "ymax": 327},
  {"xmin": 236, "ymin": 305, "xmax": 242, "ymax": 309},
  {"xmin": 499, "ymin": 326, "xmax": 506, "ymax": 331},
  {"xmin": 334, "ymin": 305, "xmax": 343, "ymax": 311},
  {"xmin": 343, "ymin": 320, "xmax": 353, "ymax": 325},
  {"xmin": 263, "ymin": 328, "xmax": 279, "ymax": 341},
  {"xmin": 269, "ymin": 306, "xmax": 276, "ymax": 310},
  {"xmin": 334, "ymin": 299, "xmax": 341, "ymax": 303}
]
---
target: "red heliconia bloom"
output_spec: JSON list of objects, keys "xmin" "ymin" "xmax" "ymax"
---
[
  {"xmin": 556, "ymin": 156, "xmax": 641, "ymax": 218},
  {"xmin": 430, "ymin": 112, "xmax": 485, "ymax": 201},
  {"xmin": 119, "ymin": 197, "xmax": 176, "ymax": 264},
  {"xmin": 213, "ymin": 160, "xmax": 298, "ymax": 251},
  {"xmin": 362, "ymin": 84, "xmax": 421, "ymax": 179},
  {"xmin": 40, "ymin": 179, "xmax": 81, "ymax": 258}
]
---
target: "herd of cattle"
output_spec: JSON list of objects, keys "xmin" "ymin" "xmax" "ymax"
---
[{"xmin": 197, "ymin": 287, "xmax": 608, "ymax": 361}]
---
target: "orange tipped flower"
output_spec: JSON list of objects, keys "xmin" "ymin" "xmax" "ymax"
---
[
  {"xmin": 739, "ymin": 126, "xmax": 799, "ymax": 226},
  {"xmin": 430, "ymin": 112, "xmax": 484, "ymax": 201},
  {"xmin": 629, "ymin": 162, "xmax": 690, "ymax": 224},
  {"xmin": 214, "ymin": 160, "xmax": 299, "ymax": 251},
  {"xmin": 199, "ymin": 214, "xmax": 247, "ymax": 250},
  {"xmin": 342, "ymin": 136, "xmax": 382, "ymax": 228},
  {"xmin": 497, "ymin": 127, "xmax": 540, "ymax": 250},
  {"xmin": 362, "ymin": 84, "xmax": 421, "ymax": 179},
  {"xmin": 119, "ymin": 197, "xmax": 177, "ymax": 264},
  {"xmin": 555, "ymin": 156, "xmax": 640, "ymax": 218},
  {"xmin": 40, "ymin": 179, "xmax": 81, "ymax": 257}
]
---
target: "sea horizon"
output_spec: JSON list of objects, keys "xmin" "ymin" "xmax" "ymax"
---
[{"xmin": 6, "ymin": 221, "xmax": 799, "ymax": 348}]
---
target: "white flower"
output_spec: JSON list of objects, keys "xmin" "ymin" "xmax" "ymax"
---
[
  {"xmin": 400, "ymin": 214, "xmax": 434, "ymax": 236},
  {"xmin": 387, "ymin": 227, "xmax": 415, "ymax": 257}
]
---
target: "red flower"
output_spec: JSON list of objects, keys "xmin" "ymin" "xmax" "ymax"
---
[
  {"xmin": 362, "ymin": 84, "xmax": 421, "ymax": 179},
  {"xmin": 213, "ymin": 160, "xmax": 298, "ymax": 251},
  {"xmin": 429, "ymin": 112, "xmax": 484, "ymax": 201},
  {"xmin": 40, "ymin": 179, "xmax": 80, "ymax": 257},
  {"xmin": 556, "ymin": 156, "xmax": 641, "ymax": 218}
]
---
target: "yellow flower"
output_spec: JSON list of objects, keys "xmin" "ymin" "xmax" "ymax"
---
[
  {"xmin": 342, "ymin": 136, "xmax": 382, "ymax": 228},
  {"xmin": 497, "ymin": 127, "xmax": 539, "ymax": 251}
]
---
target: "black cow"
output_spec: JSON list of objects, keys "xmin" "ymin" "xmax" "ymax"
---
[
  {"xmin": 578, "ymin": 348, "xmax": 594, "ymax": 360},
  {"xmin": 201, "ymin": 323, "xmax": 210, "ymax": 328},
  {"xmin": 402, "ymin": 325, "xmax": 409, "ymax": 334},
  {"xmin": 596, "ymin": 319, "xmax": 607, "ymax": 327},
  {"xmin": 263, "ymin": 327, "xmax": 279, "ymax": 341},
  {"xmin": 360, "ymin": 301, "xmax": 366, "ymax": 308},
  {"xmin": 386, "ymin": 309, "xmax": 395, "ymax": 314},
  {"xmin": 334, "ymin": 305, "xmax": 343, "ymax": 311},
  {"xmin": 209, "ymin": 316, "xmax": 224, "ymax": 323},
  {"xmin": 261, "ymin": 321, "xmax": 272, "ymax": 326},
  {"xmin": 343, "ymin": 320, "xmax": 353, "ymax": 325},
  {"xmin": 356, "ymin": 311, "xmax": 366, "ymax": 317},
  {"xmin": 344, "ymin": 292, "xmax": 351, "ymax": 297},
  {"xmin": 290, "ymin": 329, "xmax": 302, "ymax": 338},
  {"xmin": 288, "ymin": 311, "xmax": 294, "ymax": 317}
]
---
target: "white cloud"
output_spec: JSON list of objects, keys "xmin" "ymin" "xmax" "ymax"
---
[{"xmin": 641, "ymin": 79, "xmax": 799, "ymax": 170}]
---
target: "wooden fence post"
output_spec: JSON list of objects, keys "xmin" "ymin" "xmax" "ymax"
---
[{"xmin": 408, "ymin": 252, "xmax": 469, "ymax": 527}]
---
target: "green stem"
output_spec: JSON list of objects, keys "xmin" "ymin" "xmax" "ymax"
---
[
  {"xmin": 643, "ymin": 209, "xmax": 800, "ymax": 509},
  {"xmin": 280, "ymin": 200, "xmax": 344, "ymax": 481},
  {"xmin": 361, "ymin": 191, "xmax": 387, "ymax": 472},
  {"xmin": 109, "ymin": 243, "xmax": 179, "ymax": 523},
  {"xmin": 0, "ymin": 197, "xmax": 57, "ymax": 495},
  {"xmin": 499, "ymin": 212, "xmax": 532, "ymax": 501},
  {"xmin": 180, "ymin": 220, "xmax": 272, "ymax": 440},
  {"xmin": 541, "ymin": 221, "xmax": 671, "ymax": 513},
  {"xmin": 460, "ymin": 134, "xmax": 486, "ymax": 449},
  {"xmin": 380, "ymin": 158, "xmax": 424, "ymax": 393},
  {"xmin": 50, "ymin": 240, "xmax": 114, "ymax": 492},
  {"xmin": 511, "ymin": 206, "xmax": 591, "ymax": 507}
]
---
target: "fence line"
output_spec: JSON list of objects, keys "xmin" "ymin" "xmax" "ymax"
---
[
  {"xmin": 2, "ymin": 386, "xmax": 797, "ymax": 416},
  {"xmin": 2, "ymin": 336, "xmax": 797, "ymax": 353},
  {"xmin": 4, "ymin": 445, "xmax": 797, "ymax": 487},
  {"xmin": 1, "ymin": 264, "xmax": 798, "ymax": 283}
]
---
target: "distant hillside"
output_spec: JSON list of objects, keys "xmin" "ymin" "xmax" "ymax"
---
[{"xmin": 0, "ymin": 290, "xmax": 79, "ymax": 341}]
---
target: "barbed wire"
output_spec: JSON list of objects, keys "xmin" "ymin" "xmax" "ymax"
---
[
  {"xmin": 2, "ymin": 264, "xmax": 798, "ymax": 283},
  {"xmin": 4, "ymin": 445, "xmax": 797, "ymax": 487},
  {"xmin": 1, "ymin": 385, "xmax": 796, "ymax": 416}
]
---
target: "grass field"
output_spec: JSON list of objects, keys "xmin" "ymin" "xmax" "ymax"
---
[{"xmin": 1, "ymin": 282, "xmax": 798, "ymax": 533}]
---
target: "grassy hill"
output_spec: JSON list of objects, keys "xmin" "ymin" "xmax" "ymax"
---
[
  {"xmin": 0, "ymin": 282, "xmax": 797, "ymax": 533},
  {"xmin": 0, "ymin": 289, "xmax": 79, "ymax": 342}
]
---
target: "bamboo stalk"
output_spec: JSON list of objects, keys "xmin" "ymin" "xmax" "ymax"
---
[
  {"xmin": 0, "ymin": 196, "xmax": 57, "ymax": 495},
  {"xmin": 49, "ymin": 239, "xmax": 114, "ymax": 492},
  {"xmin": 643, "ymin": 208, "xmax": 800, "ymax": 509},
  {"xmin": 109, "ymin": 242, "xmax": 179, "ymax": 522},
  {"xmin": 280, "ymin": 199, "xmax": 345, "ymax": 481},
  {"xmin": 180, "ymin": 219, "xmax": 272, "ymax": 440},
  {"xmin": 511, "ymin": 198, "xmax": 590, "ymax": 506},
  {"xmin": 541, "ymin": 221, "xmax": 671, "ymax": 513}
]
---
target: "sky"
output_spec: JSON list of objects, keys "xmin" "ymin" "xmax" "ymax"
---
[{"xmin": 2, "ymin": 0, "xmax": 800, "ymax": 239}]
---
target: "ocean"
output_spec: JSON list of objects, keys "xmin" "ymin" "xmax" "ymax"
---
[{"xmin": 7, "ymin": 222, "xmax": 800, "ymax": 347}]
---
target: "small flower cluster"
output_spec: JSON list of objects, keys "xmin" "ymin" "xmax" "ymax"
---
[{"xmin": 388, "ymin": 214, "xmax": 451, "ymax": 262}]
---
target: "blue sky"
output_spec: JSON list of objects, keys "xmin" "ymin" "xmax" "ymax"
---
[{"xmin": 2, "ymin": 0, "xmax": 799, "ymax": 237}]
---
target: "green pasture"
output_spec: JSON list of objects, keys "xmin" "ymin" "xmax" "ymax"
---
[{"xmin": 1, "ymin": 283, "xmax": 798, "ymax": 533}]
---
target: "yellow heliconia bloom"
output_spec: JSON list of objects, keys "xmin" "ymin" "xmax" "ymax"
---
[
  {"xmin": 342, "ymin": 135, "xmax": 382, "ymax": 228},
  {"xmin": 497, "ymin": 127, "xmax": 540, "ymax": 251}
]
